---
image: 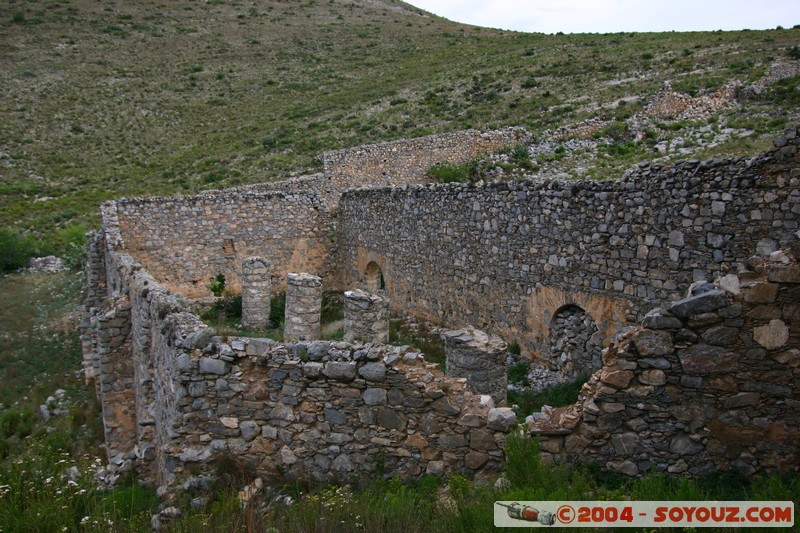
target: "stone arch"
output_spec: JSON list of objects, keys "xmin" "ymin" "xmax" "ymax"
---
[
  {"xmin": 364, "ymin": 261, "xmax": 385, "ymax": 292},
  {"xmin": 548, "ymin": 304, "xmax": 603, "ymax": 380}
]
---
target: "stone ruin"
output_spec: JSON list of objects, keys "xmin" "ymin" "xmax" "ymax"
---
[
  {"xmin": 82, "ymin": 125, "xmax": 799, "ymax": 499},
  {"xmin": 530, "ymin": 254, "xmax": 800, "ymax": 478}
]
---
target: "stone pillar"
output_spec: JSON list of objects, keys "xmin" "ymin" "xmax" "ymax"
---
[
  {"xmin": 82, "ymin": 231, "xmax": 107, "ymax": 383},
  {"xmin": 241, "ymin": 257, "xmax": 271, "ymax": 330},
  {"xmin": 284, "ymin": 272, "xmax": 322, "ymax": 341},
  {"xmin": 96, "ymin": 296, "xmax": 137, "ymax": 462},
  {"xmin": 343, "ymin": 289, "xmax": 389, "ymax": 344},
  {"xmin": 443, "ymin": 326, "xmax": 507, "ymax": 406}
]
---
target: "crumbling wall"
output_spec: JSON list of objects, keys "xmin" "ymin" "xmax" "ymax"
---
[
  {"xmin": 85, "ymin": 232, "xmax": 516, "ymax": 492},
  {"xmin": 530, "ymin": 254, "xmax": 800, "ymax": 478},
  {"xmin": 156, "ymin": 336, "xmax": 515, "ymax": 490},
  {"xmin": 322, "ymin": 128, "xmax": 527, "ymax": 200},
  {"xmin": 107, "ymin": 186, "xmax": 331, "ymax": 298},
  {"xmin": 337, "ymin": 129, "xmax": 799, "ymax": 360}
]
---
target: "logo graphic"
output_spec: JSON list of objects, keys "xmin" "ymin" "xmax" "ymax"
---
[{"xmin": 496, "ymin": 502, "xmax": 556, "ymax": 525}]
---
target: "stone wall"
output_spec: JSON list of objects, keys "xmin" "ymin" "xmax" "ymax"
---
[
  {"xmin": 336, "ymin": 130, "xmax": 799, "ymax": 361},
  {"xmin": 530, "ymin": 254, "xmax": 800, "ymax": 478},
  {"xmin": 82, "ymin": 231, "xmax": 515, "ymax": 493},
  {"xmin": 107, "ymin": 185, "xmax": 331, "ymax": 298},
  {"xmin": 322, "ymin": 128, "xmax": 527, "ymax": 200}
]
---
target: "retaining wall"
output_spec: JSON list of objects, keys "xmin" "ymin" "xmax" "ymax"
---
[{"xmin": 322, "ymin": 128, "xmax": 527, "ymax": 199}]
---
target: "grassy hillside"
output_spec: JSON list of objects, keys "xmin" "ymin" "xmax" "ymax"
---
[{"xmin": 2, "ymin": 0, "xmax": 799, "ymax": 248}]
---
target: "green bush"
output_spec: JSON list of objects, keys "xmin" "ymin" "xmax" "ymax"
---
[
  {"xmin": 507, "ymin": 373, "xmax": 590, "ymax": 421},
  {"xmin": 507, "ymin": 362, "xmax": 529, "ymax": 385},
  {"xmin": 209, "ymin": 273, "xmax": 226, "ymax": 297},
  {"xmin": 269, "ymin": 291, "xmax": 286, "ymax": 328},
  {"xmin": 426, "ymin": 160, "xmax": 476, "ymax": 183},
  {"xmin": 511, "ymin": 143, "xmax": 533, "ymax": 169},
  {"xmin": 0, "ymin": 408, "xmax": 35, "ymax": 439},
  {"xmin": 0, "ymin": 229, "xmax": 36, "ymax": 272}
]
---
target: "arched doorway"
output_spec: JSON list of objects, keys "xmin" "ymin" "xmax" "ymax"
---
[
  {"xmin": 364, "ymin": 261, "xmax": 385, "ymax": 292},
  {"xmin": 548, "ymin": 304, "xmax": 602, "ymax": 380}
]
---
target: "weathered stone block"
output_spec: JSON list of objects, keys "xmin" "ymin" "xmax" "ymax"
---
[
  {"xmin": 753, "ymin": 319, "xmax": 789, "ymax": 350},
  {"xmin": 376, "ymin": 407, "xmax": 406, "ymax": 430},
  {"xmin": 324, "ymin": 408, "xmax": 348, "ymax": 425},
  {"xmin": 632, "ymin": 329, "xmax": 674, "ymax": 356},
  {"xmin": 612, "ymin": 432, "xmax": 641, "ymax": 456},
  {"xmin": 240, "ymin": 421, "xmax": 260, "ymax": 441},
  {"xmin": 678, "ymin": 344, "xmax": 738, "ymax": 374},
  {"xmin": 469, "ymin": 429, "xmax": 496, "ymax": 451},
  {"xmin": 701, "ymin": 325, "xmax": 738, "ymax": 346},
  {"xmin": 199, "ymin": 357, "xmax": 227, "ymax": 375},
  {"xmin": 742, "ymin": 282, "xmax": 779, "ymax": 304},
  {"xmin": 768, "ymin": 265, "xmax": 800, "ymax": 283},
  {"xmin": 642, "ymin": 308, "xmax": 683, "ymax": 330},
  {"xmin": 669, "ymin": 434, "xmax": 703, "ymax": 455},
  {"xmin": 487, "ymin": 408, "xmax": 515, "ymax": 432},
  {"xmin": 606, "ymin": 459, "xmax": 638, "ymax": 476},
  {"xmin": 600, "ymin": 369, "xmax": 634, "ymax": 389},
  {"xmin": 363, "ymin": 388, "xmax": 387, "ymax": 406},
  {"xmin": 464, "ymin": 451, "xmax": 489, "ymax": 469},
  {"xmin": 431, "ymin": 397, "xmax": 460, "ymax": 416},
  {"xmin": 439, "ymin": 434, "xmax": 467, "ymax": 448},
  {"xmin": 358, "ymin": 362, "xmax": 387, "ymax": 381},
  {"xmin": 323, "ymin": 361, "xmax": 357, "ymax": 380},
  {"xmin": 668, "ymin": 290, "xmax": 728, "ymax": 318}
]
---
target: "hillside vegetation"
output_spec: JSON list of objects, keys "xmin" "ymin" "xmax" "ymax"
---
[{"xmin": 2, "ymin": 0, "xmax": 799, "ymax": 249}]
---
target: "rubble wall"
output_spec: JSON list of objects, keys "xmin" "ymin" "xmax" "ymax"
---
[
  {"xmin": 337, "ymin": 130, "xmax": 799, "ymax": 360},
  {"xmin": 105, "ymin": 185, "xmax": 331, "ymax": 298},
  {"xmin": 531, "ymin": 259, "xmax": 800, "ymax": 478},
  {"xmin": 323, "ymin": 128, "xmax": 527, "ymax": 198},
  {"xmin": 85, "ymin": 235, "xmax": 515, "ymax": 491}
]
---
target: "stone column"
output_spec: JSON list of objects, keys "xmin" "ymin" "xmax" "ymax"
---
[
  {"xmin": 284, "ymin": 272, "xmax": 322, "ymax": 341},
  {"xmin": 96, "ymin": 296, "xmax": 137, "ymax": 462},
  {"xmin": 343, "ymin": 289, "xmax": 389, "ymax": 344},
  {"xmin": 443, "ymin": 326, "xmax": 508, "ymax": 406},
  {"xmin": 241, "ymin": 257, "xmax": 271, "ymax": 330}
]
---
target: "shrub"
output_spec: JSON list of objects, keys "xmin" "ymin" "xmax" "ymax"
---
[
  {"xmin": 0, "ymin": 229, "xmax": 36, "ymax": 272},
  {"xmin": 511, "ymin": 143, "xmax": 533, "ymax": 169},
  {"xmin": 209, "ymin": 273, "xmax": 226, "ymax": 297},
  {"xmin": 426, "ymin": 160, "xmax": 476, "ymax": 183},
  {"xmin": 269, "ymin": 291, "xmax": 286, "ymax": 328},
  {"xmin": 507, "ymin": 362, "xmax": 529, "ymax": 385}
]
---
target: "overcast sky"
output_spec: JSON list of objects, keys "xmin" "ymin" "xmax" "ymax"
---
[{"xmin": 406, "ymin": 1, "xmax": 800, "ymax": 34}]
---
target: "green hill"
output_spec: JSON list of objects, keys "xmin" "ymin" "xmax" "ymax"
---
[{"xmin": 2, "ymin": 0, "xmax": 799, "ymax": 249}]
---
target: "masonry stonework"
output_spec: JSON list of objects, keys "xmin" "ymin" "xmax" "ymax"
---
[
  {"xmin": 241, "ymin": 257, "xmax": 272, "ymax": 331},
  {"xmin": 337, "ymin": 132, "xmax": 798, "ymax": 362},
  {"xmin": 343, "ymin": 289, "xmax": 390, "ymax": 344},
  {"xmin": 530, "ymin": 256, "xmax": 800, "ymax": 477},
  {"xmin": 284, "ymin": 273, "xmax": 323, "ymax": 342},
  {"xmin": 82, "ymin": 127, "xmax": 800, "ymax": 497}
]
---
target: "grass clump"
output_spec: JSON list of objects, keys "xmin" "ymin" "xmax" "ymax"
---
[
  {"xmin": 426, "ymin": 160, "xmax": 476, "ymax": 184},
  {"xmin": 389, "ymin": 319, "xmax": 446, "ymax": 370},
  {"xmin": 507, "ymin": 374, "xmax": 590, "ymax": 421},
  {"xmin": 0, "ymin": 229, "xmax": 37, "ymax": 273}
]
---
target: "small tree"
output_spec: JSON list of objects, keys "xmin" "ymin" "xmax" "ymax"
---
[{"xmin": 209, "ymin": 273, "xmax": 226, "ymax": 297}]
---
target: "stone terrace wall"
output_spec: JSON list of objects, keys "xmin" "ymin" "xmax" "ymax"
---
[
  {"xmin": 106, "ymin": 183, "xmax": 331, "ymax": 298},
  {"xmin": 322, "ymin": 128, "xmax": 527, "ymax": 199},
  {"xmin": 530, "ymin": 256, "xmax": 800, "ymax": 478},
  {"xmin": 336, "ymin": 130, "xmax": 799, "ymax": 360}
]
